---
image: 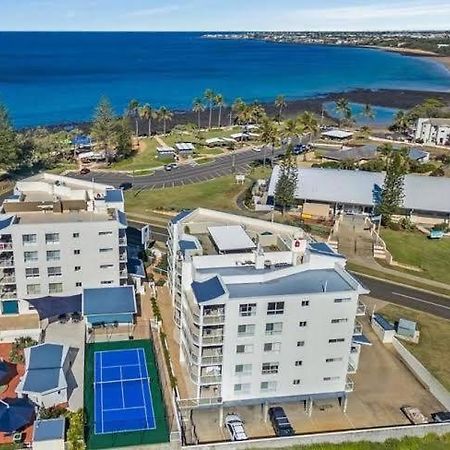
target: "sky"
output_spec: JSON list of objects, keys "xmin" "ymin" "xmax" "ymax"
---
[{"xmin": 1, "ymin": 0, "xmax": 450, "ymax": 31}]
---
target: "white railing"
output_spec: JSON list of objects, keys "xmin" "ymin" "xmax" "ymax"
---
[
  {"xmin": 0, "ymin": 291, "xmax": 17, "ymax": 299},
  {"xmin": 201, "ymin": 355, "xmax": 223, "ymax": 365},
  {"xmin": 203, "ymin": 315, "xmax": 225, "ymax": 325},
  {"xmin": 345, "ymin": 379, "xmax": 355, "ymax": 392},
  {"xmin": 119, "ymin": 237, "xmax": 127, "ymax": 245},
  {"xmin": 0, "ymin": 275, "xmax": 15, "ymax": 284},
  {"xmin": 0, "ymin": 259, "xmax": 14, "ymax": 267},
  {"xmin": 200, "ymin": 374, "xmax": 222, "ymax": 384},
  {"xmin": 0, "ymin": 242, "xmax": 13, "ymax": 250},
  {"xmin": 202, "ymin": 335, "xmax": 224, "ymax": 345}
]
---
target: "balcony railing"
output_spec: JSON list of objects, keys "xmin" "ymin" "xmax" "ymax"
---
[
  {"xmin": 119, "ymin": 237, "xmax": 127, "ymax": 246},
  {"xmin": 0, "ymin": 290, "xmax": 17, "ymax": 299},
  {"xmin": 0, "ymin": 259, "xmax": 14, "ymax": 267},
  {"xmin": 119, "ymin": 270, "xmax": 128, "ymax": 278},
  {"xmin": 353, "ymin": 321, "xmax": 363, "ymax": 335},
  {"xmin": 203, "ymin": 314, "xmax": 225, "ymax": 325},
  {"xmin": 356, "ymin": 301, "xmax": 366, "ymax": 316},
  {"xmin": 345, "ymin": 378, "xmax": 355, "ymax": 392},
  {"xmin": 348, "ymin": 362, "xmax": 357, "ymax": 374},
  {"xmin": 0, "ymin": 242, "xmax": 13, "ymax": 251},
  {"xmin": 202, "ymin": 335, "xmax": 224, "ymax": 346},
  {"xmin": 0, "ymin": 275, "xmax": 16, "ymax": 284},
  {"xmin": 201, "ymin": 355, "xmax": 223, "ymax": 365},
  {"xmin": 119, "ymin": 253, "xmax": 128, "ymax": 262},
  {"xmin": 200, "ymin": 374, "xmax": 222, "ymax": 384}
]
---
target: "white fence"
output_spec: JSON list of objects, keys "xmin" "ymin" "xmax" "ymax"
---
[
  {"xmin": 0, "ymin": 328, "xmax": 42, "ymax": 343},
  {"xmin": 393, "ymin": 338, "xmax": 450, "ymax": 410}
]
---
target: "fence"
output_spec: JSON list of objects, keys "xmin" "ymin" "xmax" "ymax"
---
[{"xmin": 392, "ymin": 338, "xmax": 450, "ymax": 410}]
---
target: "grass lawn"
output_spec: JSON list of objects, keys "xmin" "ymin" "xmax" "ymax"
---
[
  {"xmin": 380, "ymin": 303, "xmax": 450, "ymax": 391},
  {"xmin": 381, "ymin": 229, "xmax": 450, "ymax": 285}
]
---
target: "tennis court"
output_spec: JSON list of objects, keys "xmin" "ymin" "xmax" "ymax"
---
[{"xmin": 94, "ymin": 348, "xmax": 156, "ymax": 434}]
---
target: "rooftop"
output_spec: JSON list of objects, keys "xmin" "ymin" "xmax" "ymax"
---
[
  {"xmin": 192, "ymin": 276, "xmax": 226, "ymax": 303},
  {"xmin": 82, "ymin": 286, "xmax": 136, "ymax": 315},
  {"xmin": 14, "ymin": 210, "xmax": 113, "ymax": 224},
  {"xmin": 208, "ymin": 225, "xmax": 256, "ymax": 252},
  {"xmin": 321, "ymin": 129, "xmax": 354, "ymax": 139},
  {"xmin": 33, "ymin": 418, "xmax": 65, "ymax": 442}
]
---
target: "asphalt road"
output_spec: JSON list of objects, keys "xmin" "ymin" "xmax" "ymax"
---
[{"xmin": 67, "ymin": 146, "xmax": 283, "ymax": 189}]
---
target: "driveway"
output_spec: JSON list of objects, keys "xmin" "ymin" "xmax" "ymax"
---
[{"xmin": 44, "ymin": 321, "xmax": 85, "ymax": 410}]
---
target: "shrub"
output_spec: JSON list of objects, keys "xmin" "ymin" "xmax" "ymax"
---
[
  {"xmin": 38, "ymin": 405, "xmax": 68, "ymax": 419},
  {"xmin": 67, "ymin": 409, "xmax": 85, "ymax": 450},
  {"xmin": 9, "ymin": 337, "xmax": 37, "ymax": 364}
]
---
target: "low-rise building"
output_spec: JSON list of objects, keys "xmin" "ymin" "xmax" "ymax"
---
[
  {"xmin": 32, "ymin": 418, "xmax": 65, "ymax": 450},
  {"xmin": 415, "ymin": 118, "xmax": 450, "ymax": 146},
  {"xmin": 167, "ymin": 209, "xmax": 368, "ymax": 408}
]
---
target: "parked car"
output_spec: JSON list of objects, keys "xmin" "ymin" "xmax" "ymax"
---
[
  {"xmin": 224, "ymin": 414, "xmax": 247, "ymax": 441},
  {"xmin": 293, "ymin": 144, "xmax": 308, "ymax": 155},
  {"xmin": 164, "ymin": 164, "xmax": 172, "ymax": 171},
  {"xmin": 253, "ymin": 146, "xmax": 262, "ymax": 152},
  {"xmin": 119, "ymin": 182, "xmax": 133, "ymax": 190},
  {"xmin": 58, "ymin": 313, "xmax": 69, "ymax": 324},
  {"xmin": 432, "ymin": 411, "xmax": 450, "ymax": 423},
  {"xmin": 79, "ymin": 167, "xmax": 90, "ymax": 175},
  {"xmin": 169, "ymin": 163, "xmax": 179, "ymax": 169},
  {"xmin": 268, "ymin": 406, "xmax": 294, "ymax": 437}
]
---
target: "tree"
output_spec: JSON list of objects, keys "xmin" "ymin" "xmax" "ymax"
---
[
  {"xmin": 192, "ymin": 98, "xmax": 205, "ymax": 129},
  {"xmin": 335, "ymin": 98, "xmax": 352, "ymax": 126},
  {"xmin": 0, "ymin": 104, "xmax": 20, "ymax": 171},
  {"xmin": 298, "ymin": 111, "xmax": 318, "ymax": 143},
  {"xmin": 204, "ymin": 89, "xmax": 216, "ymax": 129},
  {"xmin": 127, "ymin": 99, "xmax": 140, "ymax": 136},
  {"xmin": 91, "ymin": 97, "xmax": 117, "ymax": 163},
  {"xmin": 67, "ymin": 409, "xmax": 85, "ymax": 450},
  {"xmin": 361, "ymin": 103, "xmax": 375, "ymax": 122},
  {"xmin": 232, "ymin": 98, "xmax": 246, "ymax": 124},
  {"xmin": 260, "ymin": 117, "xmax": 279, "ymax": 167},
  {"xmin": 376, "ymin": 144, "xmax": 408, "ymax": 225},
  {"xmin": 214, "ymin": 94, "xmax": 225, "ymax": 127},
  {"xmin": 275, "ymin": 95, "xmax": 287, "ymax": 122},
  {"xmin": 157, "ymin": 106, "xmax": 173, "ymax": 135},
  {"xmin": 390, "ymin": 110, "xmax": 411, "ymax": 133},
  {"xmin": 281, "ymin": 117, "xmax": 305, "ymax": 143},
  {"xmin": 115, "ymin": 117, "xmax": 134, "ymax": 160},
  {"xmin": 274, "ymin": 146, "xmax": 298, "ymax": 214},
  {"xmin": 139, "ymin": 104, "xmax": 154, "ymax": 136}
]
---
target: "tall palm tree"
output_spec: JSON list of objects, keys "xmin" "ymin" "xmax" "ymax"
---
[
  {"xmin": 157, "ymin": 106, "xmax": 173, "ymax": 135},
  {"xmin": 392, "ymin": 110, "xmax": 410, "ymax": 133},
  {"xmin": 214, "ymin": 94, "xmax": 225, "ymax": 128},
  {"xmin": 335, "ymin": 98, "xmax": 352, "ymax": 127},
  {"xmin": 192, "ymin": 98, "xmax": 205, "ymax": 129},
  {"xmin": 127, "ymin": 99, "xmax": 140, "ymax": 136},
  {"xmin": 232, "ymin": 98, "xmax": 246, "ymax": 125},
  {"xmin": 362, "ymin": 103, "xmax": 375, "ymax": 122},
  {"xmin": 260, "ymin": 117, "xmax": 279, "ymax": 167},
  {"xmin": 204, "ymin": 89, "xmax": 216, "ymax": 129},
  {"xmin": 281, "ymin": 118, "xmax": 304, "ymax": 143},
  {"xmin": 250, "ymin": 102, "xmax": 266, "ymax": 124},
  {"xmin": 275, "ymin": 95, "xmax": 287, "ymax": 122},
  {"xmin": 299, "ymin": 111, "xmax": 319, "ymax": 143},
  {"xmin": 139, "ymin": 104, "xmax": 154, "ymax": 136}
]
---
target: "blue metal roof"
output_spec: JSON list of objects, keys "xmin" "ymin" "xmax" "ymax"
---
[
  {"xmin": 192, "ymin": 276, "xmax": 225, "ymax": 303},
  {"xmin": 127, "ymin": 257, "xmax": 145, "ymax": 278},
  {"xmin": 0, "ymin": 398, "xmax": 35, "ymax": 433},
  {"xmin": 23, "ymin": 368, "xmax": 62, "ymax": 393},
  {"xmin": 72, "ymin": 135, "xmax": 91, "ymax": 146},
  {"xmin": 170, "ymin": 210, "xmax": 192, "ymax": 224},
  {"xmin": 179, "ymin": 239, "xmax": 200, "ymax": 255},
  {"xmin": 226, "ymin": 269, "xmax": 354, "ymax": 299},
  {"xmin": 83, "ymin": 286, "xmax": 136, "ymax": 315},
  {"xmin": 117, "ymin": 210, "xmax": 128, "ymax": 228},
  {"xmin": 409, "ymin": 148, "xmax": 429, "ymax": 161},
  {"xmin": 0, "ymin": 215, "xmax": 15, "ymax": 231},
  {"xmin": 105, "ymin": 189, "xmax": 124, "ymax": 203},
  {"xmin": 373, "ymin": 313, "xmax": 395, "ymax": 331},
  {"xmin": 26, "ymin": 294, "xmax": 81, "ymax": 320},
  {"xmin": 309, "ymin": 242, "xmax": 345, "ymax": 259},
  {"xmin": 0, "ymin": 361, "xmax": 10, "ymax": 381},
  {"xmin": 28, "ymin": 344, "xmax": 64, "ymax": 371},
  {"xmin": 352, "ymin": 334, "xmax": 372, "ymax": 346},
  {"xmin": 33, "ymin": 418, "xmax": 65, "ymax": 442}
]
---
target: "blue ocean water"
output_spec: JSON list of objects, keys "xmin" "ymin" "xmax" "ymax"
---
[{"xmin": 0, "ymin": 32, "xmax": 449, "ymax": 128}]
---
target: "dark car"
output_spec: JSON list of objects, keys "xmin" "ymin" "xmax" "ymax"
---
[
  {"xmin": 432, "ymin": 411, "xmax": 450, "ymax": 423},
  {"xmin": 293, "ymin": 144, "xmax": 308, "ymax": 155},
  {"xmin": 119, "ymin": 182, "xmax": 133, "ymax": 190},
  {"xmin": 268, "ymin": 407, "xmax": 294, "ymax": 437},
  {"xmin": 79, "ymin": 167, "xmax": 90, "ymax": 175}
]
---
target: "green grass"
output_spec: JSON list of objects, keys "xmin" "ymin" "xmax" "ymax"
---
[
  {"xmin": 380, "ymin": 304, "xmax": 450, "ymax": 391},
  {"xmin": 84, "ymin": 339, "xmax": 169, "ymax": 449},
  {"xmin": 46, "ymin": 163, "xmax": 78, "ymax": 174},
  {"xmin": 381, "ymin": 229, "xmax": 450, "ymax": 285},
  {"xmin": 277, "ymin": 434, "xmax": 450, "ymax": 450},
  {"xmin": 125, "ymin": 175, "xmax": 250, "ymax": 213}
]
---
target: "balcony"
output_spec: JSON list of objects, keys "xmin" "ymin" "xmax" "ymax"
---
[
  {"xmin": 356, "ymin": 301, "xmax": 366, "ymax": 316},
  {"xmin": 0, "ymin": 242, "xmax": 13, "ymax": 251},
  {"xmin": 0, "ymin": 275, "xmax": 16, "ymax": 284},
  {"xmin": 353, "ymin": 321, "xmax": 363, "ymax": 335},
  {"xmin": 202, "ymin": 334, "xmax": 224, "ymax": 346},
  {"xmin": 348, "ymin": 362, "xmax": 357, "ymax": 374},
  {"xmin": 345, "ymin": 378, "xmax": 354, "ymax": 392},
  {"xmin": 119, "ymin": 236, "xmax": 127, "ymax": 246},
  {"xmin": 119, "ymin": 252, "xmax": 128, "ymax": 262},
  {"xmin": 201, "ymin": 355, "xmax": 223, "ymax": 365},
  {"xmin": 203, "ymin": 314, "xmax": 225, "ymax": 325},
  {"xmin": 200, "ymin": 374, "xmax": 222, "ymax": 384},
  {"xmin": 0, "ymin": 259, "xmax": 14, "ymax": 268},
  {"xmin": 119, "ymin": 270, "xmax": 128, "ymax": 278},
  {"xmin": 0, "ymin": 290, "xmax": 17, "ymax": 299}
]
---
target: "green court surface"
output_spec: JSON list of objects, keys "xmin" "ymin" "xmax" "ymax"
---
[{"xmin": 84, "ymin": 339, "xmax": 169, "ymax": 449}]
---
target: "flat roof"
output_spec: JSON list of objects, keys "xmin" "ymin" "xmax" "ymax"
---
[
  {"xmin": 105, "ymin": 189, "xmax": 124, "ymax": 203},
  {"xmin": 321, "ymin": 129, "xmax": 354, "ymax": 139},
  {"xmin": 16, "ymin": 211, "xmax": 112, "ymax": 224},
  {"xmin": 83, "ymin": 286, "xmax": 136, "ymax": 315},
  {"xmin": 192, "ymin": 276, "xmax": 226, "ymax": 303},
  {"xmin": 208, "ymin": 225, "xmax": 256, "ymax": 252},
  {"xmin": 33, "ymin": 418, "xmax": 65, "ymax": 442}
]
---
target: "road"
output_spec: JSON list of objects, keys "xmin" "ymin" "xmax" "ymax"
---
[{"xmin": 67, "ymin": 146, "xmax": 283, "ymax": 189}]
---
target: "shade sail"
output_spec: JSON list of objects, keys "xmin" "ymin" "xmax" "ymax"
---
[
  {"xmin": 26, "ymin": 295, "xmax": 82, "ymax": 320},
  {"xmin": 0, "ymin": 398, "xmax": 35, "ymax": 433}
]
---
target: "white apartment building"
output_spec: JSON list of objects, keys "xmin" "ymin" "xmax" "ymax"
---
[
  {"xmin": 415, "ymin": 118, "xmax": 450, "ymax": 146},
  {"xmin": 167, "ymin": 209, "xmax": 369, "ymax": 408},
  {"xmin": 0, "ymin": 173, "xmax": 128, "ymax": 317}
]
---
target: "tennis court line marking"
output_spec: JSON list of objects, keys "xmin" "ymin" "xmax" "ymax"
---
[
  {"xmin": 98, "ymin": 363, "xmax": 141, "ymax": 369},
  {"xmin": 120, "ymin": 366, "xmax": 125, "ymax": 409},
  {"xmin": 137, "ymin": 349, "xmax": 149, "ymax": 430},
  {"xmin": 100, "ymin": 352, "xmax": 104, "ymax": 434},
  {"xmin": 95, "ymin": 377, "xmax": 150, "ymax": 385},
  {"xmin": 140, "ymin": 348, "xmax": 157, "ymax": 430},
  {"xmin": 103, "ymin": 406, "xmax": 145, "ymax": 412}
]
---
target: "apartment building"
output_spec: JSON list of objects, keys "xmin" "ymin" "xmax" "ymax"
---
[
  {"xmin": 167, "ymin": 209, "xmax": 369, "ymax": 407},
  {"xmin": 415, "ymin": 118, "xmax": 450, "ymax": 146},
  {"xmin": 0, "ymin": 173, "xmax": 128, "ymax": 317}
]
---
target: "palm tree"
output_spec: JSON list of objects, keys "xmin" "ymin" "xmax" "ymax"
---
[
  {"xmin": 139, "ymin": 104, "xmax": 154, "ymax": 136},
  {"xmin": 127, "ymin": 99, "xmax": 140, "ymax": 136},
  {"xmin": 260, "ymin": 117, "xmax": 279, "ymax": 167},
  {"xmin": 335, "ymin": 98, "xmax": 352, "ymax": 127},
  {"xmin": 204, "ymin": 89, "xmax": 216, "ymax": 129},
  {"xmin": 275, "ymin": 95, "xmax": 287, "ymax": 122},
  {"xmin": 281, "ymin": 118, "xmax": 304, "ymax": 143},
  {"xmin": 214, "ymin": 94, "xmax": 225, "ymax": 128},
  {"xmin": 362, "ymin": 103, "xmax": 375, "ymax": 122},
  {"xmin": 232, "ymin": 98, "xmax": 246, "ymax": 125},
  {"xmin": 392, "ymin": 110, "xmax": 410, "ymax": 133},
  {"xmin": 250, "ymin": 102, "xmax": 266, "ymax": 124},
  {"xmin": 192, "ymin": 98, "xmax": 205, "ymax": 129},
  {"xmin": 157, "ymin": 107, "xmax": 173, "ymax": 135},
  {"xmin": 299, "ymin": 111, "xmax": 319, "ymax": 143}
]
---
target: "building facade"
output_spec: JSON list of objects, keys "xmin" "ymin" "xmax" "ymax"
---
[
  {"xmin": 167, "ymin": 209, "xmax": 368, "ymax": 407},
  {"xmin": 415, "ymin": 118, "xmax": 450, "ymax": 146},
  {"xmin": 0, "ymin": 173, "xmax": 128, "ymax": 316}
]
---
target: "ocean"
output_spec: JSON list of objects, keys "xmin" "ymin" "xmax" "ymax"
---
[{"xmin": 0, "ymin": 32, "xmax": 449, "ymax": 128}]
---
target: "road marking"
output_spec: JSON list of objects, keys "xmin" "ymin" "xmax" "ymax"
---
[{"xmin": 391, "ymin": 292, "xmax": 450, "ymax": 310}]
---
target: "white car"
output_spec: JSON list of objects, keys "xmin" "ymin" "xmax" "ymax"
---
[
  {"xmin": 225, "ymin": 414, "xmax": 248, "ymax": 441},
  {"xmin": 252, "ymin": 146, "xmax": 262, "ymax": 152}
]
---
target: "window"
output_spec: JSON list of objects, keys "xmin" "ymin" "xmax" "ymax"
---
[
  {"xmin": 75, "ymin": 282, "xmax": 82, "ymax": 287},
  {"xmin": 331, "ymin": 318, "xmax": 348, "ymax": 324},
  {"xmin": 26, "ymin": 284, "xmax": 41, "ymax": 295},
  {"xmin": 47, "ymin": 267, "xmax": 62, "ymax": 277},
  {"xmin": 74, "ymin": 266, "xmax": 81, "ymax": 272},
  {"xmin": 46, "ymin": 250, "xmax": 60, "ymax": 261},
  {"xmin": 235, "ymin": 364, "xmax": 252, "ymax": 375},
  {"xmin": 334, "ymin": 298, "xmax": 351, "ymax": 303},
  {"xmin": 99, "ymin": 231, "xmax": 113, "ymax": 236},
  {"xmin": 298, "ymin": 321, "xmax": 307, "ymax": 327},
  {"xmin": 49, "ymin": 283, "xmax": 63, "ymax": 294},
  {"xmin": 293, "ymin": 379, "xmax": 301, "ymax": 385},
  {"xmin": 234, "ymin": 383, "xmax": 251, "ymax": 394},
  {"xmin": 326, "ymin": 357, "xmax": 343, "ymax": 363},
  {"xmin": 45, "ymin": 233, "xmax": 59, "ymax": 244},
  {"xmin": 260, "ymin": 381, "xmax": 277, "ymax": 392},
  {"xmin": 22, "ymin": 234, "xmax": 37, "ymax": 245},
  {"xmin": 25, "ymin": 268, "xmax": 39, "ymax": 279},
  {"xmin": 301, "ymin": 300, "xmax": 310, "ymax": 307},
  {"xmin": 265, "ymin": 322, "xmax": 283, "ymax": 335},
  {"xmin": 100, "ymin": 264, "xmax": 114, "ymax": 269},
  {"xmin": 323, "ymin": 376, "xmax": 340, "ymax": 381},
  {"xmin": 263, "ymin": 342, "xmax": 281, "ymax": 352},
  {"xmin": 295, "ymin": 360, "xmax": 303, "ymax": 366},
  {"xmin": 262, "ymin": 362, "xmax": 279, "ymax": 374},
  {"xmin": 73, "ymin": 232, "xmax": 80, "ymax": 238},
  {"xmin": 101, "ymin": 280, "xmax": 113, "ymax": 285},
  {"xmin": 99, "ymin": 248, "xmax": 113, "ymax": 253},
  {"xmin": 297, "ymin": 340, "xmax": 305, "ymax": 347},
  {"xmin": 239, "ymin": 303, "xmax": 256, "ymax": 317},
  {"xmin": 236, "ymin": 344, "xmax": 254, "ymax": 354},
  {"xmin": 24, "ymin": 251, "xmax": 38, "ymax": 263},
  {"xmin": 237, "ymin": 324, "xmax": 255, "ymax": 337},
  {"xmin": 329, "ymin": 338, "xmax": 345, "ymax": 344},
  {"xmin": 267, "ymin": 301, "xmax": 284, "ymax": 315},
  {"xmin": 74, "ymin": 249, "xmax": 80, "ymax": 255}
]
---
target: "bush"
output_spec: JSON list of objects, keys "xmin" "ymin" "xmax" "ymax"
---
[
  {"xmin": 38, "ymin": 405, "xmax": 68, "ymax": 419},
  {"xmin": 433, "ymin": 222, "xmax": 449, "ymax": 232},
  {"xmin": 67, "ymin": 409, "xmax": 85, "ymax": 450},
  {"xmin": 388, "ymin": 222, "xmax": 402, "ymax": 231},
  {"xmin": 431, "ymin": 167, "xmax": 445, "ymax": 177},
  {"xmin": 398, "ymin": 217, "xmax": 415, "ymax": 231},
  {"xmin": 9, "ymin": 337, "xmax": 37, "ymax": 364}
]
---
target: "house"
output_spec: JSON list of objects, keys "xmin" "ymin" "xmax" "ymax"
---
[
  {"xmin": 408, "ymin": 148, "xmax": 430, "ymax": 164},
  {"xmin": 156, "ymin": 146, "xmax": 175, "ymax": 157},
  {"xmin": 32, "ymin": 418, "xmax": 65, "ymax": 450},
  {"xmin": 321, "ymin": 129, "xmax": 354, "ymax": 141},
  {"xmin": 82, "ymin": 286, "xmax": 137, "ymax": 327},
  {"xmin": 175, "ymin": 143, "xmax": 195, "ymax": 154},
  {"xmin": 16, "ymin": 343, "xmax": 71, "ymax": 407},
  {"xmin": 415, "ymin": 118, "xmax": 450, "ymax": 146},
  {"xmin": 320, "ymin": 145, "xmax": 378, "ymax": 163}
]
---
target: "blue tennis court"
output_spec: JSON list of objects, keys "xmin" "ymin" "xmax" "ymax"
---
[{"xmin": 94, "ymin": 348, "xmax": 156, "ymax": 434}]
